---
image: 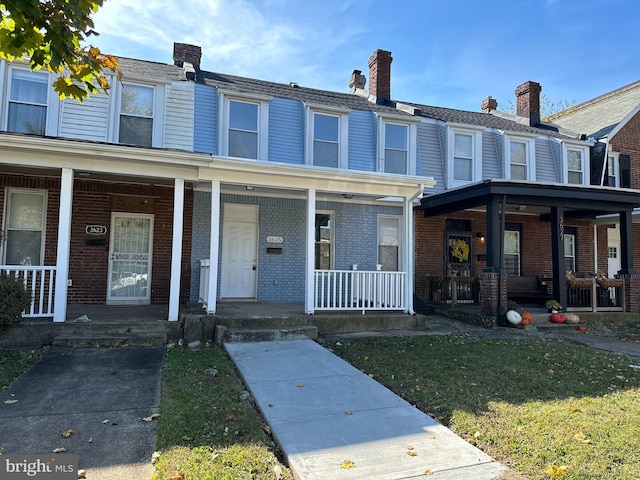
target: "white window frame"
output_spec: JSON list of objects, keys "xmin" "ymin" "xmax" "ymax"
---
[
  {"xmin": 305, "ymin": 104, "xmax": 349, "ymax": 169},
  {"xmin": 562, "ymin": 143, "xmax": 589, "ymax": 185},
  {"xmin": 315, "ymin": 210, "xmax": 335, "ymax": 270},
  {"xmin": 564, "ymin": 233, "xmax": 576, "ymax": 272},
  {"xmin": 3, "ymin": 65, "xmax": 59, "ymax": 136},
  {"xmin": 377, "ymin": 214, "xmax": 401, "ymax": 271},
  {"xmin": 1, "ymin": 188, "xmax": 48, "ymax": 265},
  {"xmin": 448, "ymin": 125, "xmax": 483, "ymax": 187},
  {"xmin": 376, "ymin": 114, "xmax": 418, "ymax": 175},
  {"xmin": 606, "ymin": 152, "xmax": 620, "ymax": 187},
  {"xmin": 504, "ymin": 134, "xmax": 536, "ymax": 181},
  {"xmin": 219, "ymin": 91, "xmax": 271, "ymax": 161},
  {"xmin": 112, "ymin": 80, "xmax": 164, "ymax": 148}
]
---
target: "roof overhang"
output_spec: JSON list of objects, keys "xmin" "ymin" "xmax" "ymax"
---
[{"xmin": 419, "ymin": 179, "xmax": 640, "ymax": 219}]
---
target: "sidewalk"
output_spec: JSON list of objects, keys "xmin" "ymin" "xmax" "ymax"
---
[
  {"xmin": 225, "ymin": 338, "xmax": 508, "ymax": 480},
  {"xmin": 0, "ymin": 348, "xmax": 164, "ymax": 480}
]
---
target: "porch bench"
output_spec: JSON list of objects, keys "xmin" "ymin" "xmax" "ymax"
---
[{"xmin": 507, "ymin": 275, "xmax": 552, "ymax": 303}]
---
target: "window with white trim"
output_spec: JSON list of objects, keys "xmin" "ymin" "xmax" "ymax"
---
[
  {"xmin": 2, "ymin": 189, "xmax": 47, "ymax": 266},
  {"xmin": 314, "ymin": 212, "xmax": 334, "ymax": 270},
  {"xmin": 119, "ymin": 83, "xmax": 154, "ymax": 147},
  {"xmin": 566, "ymin": 147, "xmax": 586, "ymax": 185},
  {"xmin": 564, "ymin": 233, "xmax": 576, "ymax": 272},
  {"xmin": 7, "ymin": 68, "xmax": 49, "ymax": 135},
  {"xmin": 448, "ymin": 127, "xmax": 482, "ymax": 187},
  {"xmin": 220, "ymin": 94, "xmax": 270, "ymax": 160},
  {"xmin": 383, "ymin": 123, "xmax": 408, "ymax": 174},
  {"xmin": 313, "ymin": 113, "xmax": 339, "ymax": 167},
  {"xmin": 378, "ymin": 216, "xmax": 400, "ymax": 271},
  {"xmin": 503, "ymin": 229, "xmax": 520, "ymax": 275},
  {"xmin": 606, "ymin": 153, "xmax": 619, "ymax": 187}
]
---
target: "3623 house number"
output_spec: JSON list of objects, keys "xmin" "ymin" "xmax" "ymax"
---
[{"xmin": 86, "ymin": 225, "xmax": 107, "ymax": 235}]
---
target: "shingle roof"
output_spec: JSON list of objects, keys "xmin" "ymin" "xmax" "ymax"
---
[
  {"xmin": 114, "ymin": 56, "xmax": 581, "ymax": 139},
  {"xmin": 552, "ymin": 80, "xmax": 640, "ymax": 138}
]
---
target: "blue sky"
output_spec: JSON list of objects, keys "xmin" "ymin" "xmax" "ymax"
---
[{"xmin": 91, "ymin": 0, "xmax": 639, "ymax": 112}]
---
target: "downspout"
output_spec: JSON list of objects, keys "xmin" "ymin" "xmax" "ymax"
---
[{"xmin": 406, "ymin": 183, "xmax": 425, "ymax": 315}]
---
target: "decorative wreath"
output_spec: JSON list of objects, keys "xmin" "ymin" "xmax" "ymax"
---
[{"xmin": 451, "ymin": 239, "xmax": 470, "ymax": 262}]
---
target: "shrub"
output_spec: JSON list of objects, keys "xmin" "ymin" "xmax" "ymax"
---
[{"xmin": 0, "ymin": 273, "xmax": 32, "ymax": 333}]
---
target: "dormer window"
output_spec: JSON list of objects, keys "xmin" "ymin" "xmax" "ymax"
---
[
  {"xmin": 505, "ymin": 135, "xmax": 536, "ymax": 181},
  {"xmin": 220, "ymin": 93, "xmax": 270, "ymax": 160},
  {"xmin": 119, "ymin": 83, "xmax": 154, "ymax": 147},
  {"xmin": 564, "ymin": 146, "xmax": 588, "ymax": 185},
  {"xmin": 377, "ymin": 116, "xmax": 417, "ymax": 175},
  {"xmin": 7, "ymin": 68, "xmax": 49, "ymax": 135},
  {"xmin": 305, "ymin": 104, "xmax": 349, "ymax": 169},
  {"xmin": 448, "ymin": 126, "xmax": 483, "ymax": 187}
]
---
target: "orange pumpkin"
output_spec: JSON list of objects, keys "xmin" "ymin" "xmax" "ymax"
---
[
  {"xmin": 520, "ymin": 311, "xmax": 533, "ymax": 325},
  {"xmin": 577, "ymin": 325, "xmax": 587, "ymax": 333}
]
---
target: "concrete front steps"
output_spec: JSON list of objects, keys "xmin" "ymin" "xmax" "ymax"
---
[
  {"xmin": 53, "ymin": 331, "xmax": 167, "ymax": 348},
  {"xmin": 521, "ymin": 311, "xmax": 586, "ymax": 333},
  {"xmin": 217, "ymin": 325, "xmax": 319, "ymax": 344}
]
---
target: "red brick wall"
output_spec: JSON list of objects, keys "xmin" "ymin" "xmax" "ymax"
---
[
  {"xmin": 414, "ymin": 209, "xmax": 597, "ymax": 299},
  {"xmin": 1, "ymin": 174, "xmax": 193, "ymax": 305},
  {"xmin": 610, "ymin": 111, "xmax": 640, "ymax": 189}
]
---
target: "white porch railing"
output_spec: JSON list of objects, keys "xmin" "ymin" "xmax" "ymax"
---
[
  {"xmin": 315, "ymin": 269, "xmax": 406, "ymax": 313},
  {"xmin": 1, "ymin": 266, "xmax": 57, "ymax": 317},
  {"xmin": 199, "ymin": 259, "xmax": 210, "ymax": 308}
]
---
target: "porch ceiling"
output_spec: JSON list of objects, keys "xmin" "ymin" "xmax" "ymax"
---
[{"xmin": 419, "ymin": 179, "xmax": 640, "ymax": 220}]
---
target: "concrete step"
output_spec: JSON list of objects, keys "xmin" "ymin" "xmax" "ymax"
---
[
  {"xmin": 53, "ymin": 331, "xmax": 167, "ymax": 348},
  {"xmin": 218, "ymin": 325, "xmax": 319, "ymax": 344}
]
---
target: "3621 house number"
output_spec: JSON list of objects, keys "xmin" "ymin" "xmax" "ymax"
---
[{"xmin": 86, "ymin": 225, "xmax": 107, "ymax": 235}]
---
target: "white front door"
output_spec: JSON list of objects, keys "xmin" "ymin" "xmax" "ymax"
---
[
  {"xmin": 221, "ymin": 205, "xmax": 258, "ymax": 299},
  {"xmin": 107, "ymin": 213, "xmax": 153, "ymax": 304},
  {"xmin": 608, "ymin": 226, "xmax": 621, "ymax": 278}
]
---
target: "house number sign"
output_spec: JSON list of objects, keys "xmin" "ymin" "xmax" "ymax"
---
[
  {"xmin": 266, "ymin": 236, "xmax": 283, "ymax": 244},
  {"xmin": 86, "ymin": 225, "xmax": 107, "ymax": 235}
]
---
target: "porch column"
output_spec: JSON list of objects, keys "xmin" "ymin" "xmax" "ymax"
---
[
  {"xmin": 168, "ymin": 178, "xmax": 184, "ymax": 321},
  {"xmin": 484, "ymin": 196, "xmax": 500, "ymax": 272},
  {"xmin": 403, "ymin": 196, "xmax": 414, "ymax": 314},
  {"xmin": 550, "ymin": 206, "xmax": 567, "ymax": 310},
  {"xmin": 619, "ymin": 210, "xmax": 636, "ymax": 274},
  {"xmin": 305, "ymin": 188, "xmax": 316, "ymax": 314},
  {"xmin": 206, "ymin": 180, "xmax": 221, "ymax": 314},
  {"xmin": 53, "ymin": 168, "xmax": 74, "ymax": 322}
]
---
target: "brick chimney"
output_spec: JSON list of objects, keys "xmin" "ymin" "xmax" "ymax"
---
[
  {"xmin": 368, "ymin": 49, "xmax": 392, "ymax": 103},
  {"xmin": 173, "ymin": 42, "xmax": 202, "ymax": 69},
  {"xmin": 349, "ymin": 69, "xmax": 366, "ymax": 93},
  {"xmin": 515, "ymin": 81, "xmax": 542, "ymax": 125},
  {"xmin": 481, "ymin": 96, "xmax": 498, "ymax": 113}
]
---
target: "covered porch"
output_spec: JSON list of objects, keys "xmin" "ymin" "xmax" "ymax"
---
[
  {"xmin": 195, "ymin": 157, "xmax": 435, "ymax": 316},
  {"xmin": 417, "ymin": 179, "xmax": 640, "ymax": 324}
]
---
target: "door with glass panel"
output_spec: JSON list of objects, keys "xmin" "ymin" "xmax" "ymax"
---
[{"xmin": 107, "ymin": 213, "xmax": 153, "ymax": 304}]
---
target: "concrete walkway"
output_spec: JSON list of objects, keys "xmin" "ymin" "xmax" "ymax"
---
[
  {"xmin": 225, "ymin": 339, "xmax": 507, "ymax": 480},
  {"xmin": 0, "ymin": 348, "xmax": 164, "ymax": 480}
]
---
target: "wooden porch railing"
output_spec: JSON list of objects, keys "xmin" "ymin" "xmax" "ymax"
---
[
  {"xmin": 314, "ymin": 269, "xmax": 406, "ymax": 313},
  {"xmin": 566, "ymin": 276, "xmax": 625, "ymax": 312},
  {"xmin": 1, "ymin": 266, "xmax": 57, "ymax": 317}
]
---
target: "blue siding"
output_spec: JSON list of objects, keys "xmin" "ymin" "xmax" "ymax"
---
[
  {"xmin": 482, "ymin": 130, "xmax": 502, "ymax": 179},
  {"xmin": 189, "ymin": 192, "xmax": 403, "ymax": 302},
  {"xmin": 536, "ymin": 138, "xmax": 560, "ymax": 182},
  {"xmin": 269, "ymin": 98, "xmax": 304, "ymax": 165},
  {"xmin": 348, "ymin": 110, "xmax": 376, "ymax": 172},
  {"xmin": 417, "ymin": 121, "xmax": 445, "ymax": 193},
  {"xmin": 194, "ymin": 84, "xmax": 217, "ymax": 155}
]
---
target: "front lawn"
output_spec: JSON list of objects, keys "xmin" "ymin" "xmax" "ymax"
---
[
  {"xmin": 0, "ymin": 348, "xmax": 46, "ymax": 390},
  {"xmin": 331, "ymin": 335, "xmax": 640, "ymax": 480},
  {"xmin": 153, "ymin": 346, "xmax": 292, "ymax": 480}
]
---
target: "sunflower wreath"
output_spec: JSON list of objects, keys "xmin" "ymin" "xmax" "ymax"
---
[{"xmin": 451, "ymin": 239, "xmax": 470, "ymax": 262}]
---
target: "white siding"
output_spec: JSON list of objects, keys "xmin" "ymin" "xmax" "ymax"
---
[
  {"xmin": 164, "ymin": 82, "xmax": 194, "ymax": 151},
  {"xmin": 59, "ymin": 92, "xmax": 110, "ymax": 141}
]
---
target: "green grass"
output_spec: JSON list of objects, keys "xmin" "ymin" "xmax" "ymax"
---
[
  {"xmin": 583, "ymin": 317, "xmax": 640, "ymax": 337},
  {"xmin": 0, "ymin": 348, "xmax": 47, "ymax": 390},
  {"xmin": 330, "ymin": 335, "xmax": 640, "ymax": 480},
  {"xmin": 153, "ymin": 346, "xmax": 292, "ymax": 480}
]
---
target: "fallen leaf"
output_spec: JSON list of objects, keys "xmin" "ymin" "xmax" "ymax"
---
[
  {"xmin": 425, "ymin": 469, "xmax": 433, "ymax": 475},
  {"xmin": 142, "ymin": 413, "xmax": 161, "ymax": 422},
  {"xmin": 363, "ymin": 356, "xmax": 369, "ymax": 361},
  {"xmin": 344, "ymin": 411, "xmax": 353, "ymax": 415},
  {"xmin": 181, "ymin": 435, "xmax": 193, "ymax": 441},
  {"xmin": 88, "ymin": 437, "xmax": 93, "ymax": 443},
  {"xmin": 151, "ymin": 451, "xmax": 161, "ymax": 464},
  {"xmin": 60, "ymin": 428, "xmax": 73, "ymax": 438},
  {"xmin": 406, "ymin": 450, "xmax": 418, "ymax": 456},
  {"xmin": 340, "ymin": 460, "xmax": 356, "ymax": 469},
  {"xmin": 427, "ymin": 435, "xmax": 436, "ymax": 439},
  {"xmin": 544, "ymin": 464, "xmax": 569, "ymax": 479},
  {"xmin": 3, "ymin": 399, "xmax": 18, "ymax": 404},
  {"xmin": 570, "ymin": 406, "xmax": 581, "ymax": 412},
  {"xmin": 78, "ymin": 469, "xmax": 87, "ymax": 479},
  {"xmin": 102, "ymin": 419, "xmax": 110, "ymax": 425},
  {"xmin": 52, "ymin": 447, "xmax": 66, "ymax": 453},
  {"xmin": 406, "ymin": 445, "xmax": 414, "ymax": 450},
  {"xmin": 368, "ymin": 374, "xmax": 374, "ymax": 378},
  {"xmin": 263, "ymin": 424, "xmax": 272, "ymax": 435},
  {"xmin": 296, "ymin": 382, "xmax": 304, "ymax": 387}
]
